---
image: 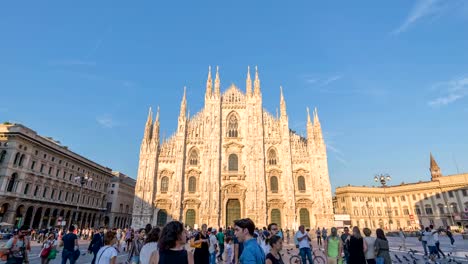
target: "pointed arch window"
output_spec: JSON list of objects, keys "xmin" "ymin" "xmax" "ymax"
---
[
  {"xmin": 188, "ymin": 176, "xmax": 196, "ymax": 193},
  {"xmin": 161, "ymin": 177, "xmax": 169, "ymax": 193},
  {"xmin": 0, "ymin": 150, "xmax": 7, "ymax": 164},
  {"xmin": 227, "ymin": 114, "xmax": 239, "ymax": 138},
  {"xmin": 299, "ymin": 208, "xmax": 310, "ymax": 228},
  {"xmin": 185, "ymin": 209, "xmax": 196, "ymax": 228},
  {"xmin": 298, "ymin": 176, "xmax": 306, "ymax": 192},
  {"xmin": 7, "ymin": 173, "xmax": 17, "ymax": 192},
  {"xmin": 271, "ymin": 209, "xmax": 281, "ymax": 227},
  {"xmin": 156, "ymin": 210, "xmax": 168, "ymax": 227},
  {"xmin": 18, "ymin": 154, "xmax": 25, "ymax": 167},
  {"xmin": 189, "ymin": 149, "xmax": 199, "ymax": 166},
  {"xmin": 228, "ymin": 154, "xmax": 238, "ymax": 171},
  {"xmin": 268, "ymin": 149, "xmax": 278, "ymax": 165},
  {"xmin": 270, "ymin": 176, "xmax": 278, "ymax": 193}
]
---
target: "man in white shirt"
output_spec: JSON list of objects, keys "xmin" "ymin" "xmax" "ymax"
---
[
  {"xmin": 208, "ymin": 228, "xmax": 218, "ymax": 264},
  {"xmin": 295, "ymin": 225, "xmax": 313, "ymax": 264}
]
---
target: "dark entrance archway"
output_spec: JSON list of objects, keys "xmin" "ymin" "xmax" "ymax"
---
[
  {"xmin": 32, "ymin": 207, "xmax": 43, "ymax": 229},
  {"xmin": 24, "ymin": 207, "xmax": 34, "ymax": 228},
  {"xmin": 226, "ymin": 199, "xmax": 241, "ymax": 227},
  {"xmin": 41, "ymin": 208, "xmax": 50, "ymax": 228},
  {"xmin": 15, "ymin": 205, "xmax": 25, "ymax": 228},
  {"xmin": 0, "ymin": 203, "xmax": 9, "ymax": 222}
]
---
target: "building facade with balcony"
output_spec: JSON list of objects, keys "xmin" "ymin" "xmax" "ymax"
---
[
  {"xmin": 0, "ymin": 123, "xmax": 114, "ymax": 229},
  {"xmin": 107, "ymin": 171, "xmax": 136, "ymax": 229},
  {"xmin": 334, "ymin": 154, "xmax": 468, "ymax": 230}
]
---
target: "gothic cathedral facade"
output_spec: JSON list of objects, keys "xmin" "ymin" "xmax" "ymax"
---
[{"xmin": 132, "ymin": 67, "xmax": 334, "ymax": 229}]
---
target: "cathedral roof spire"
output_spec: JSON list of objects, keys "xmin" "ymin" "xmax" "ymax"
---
[
  {"xmin": 313, "ymin": 107, "xmax": 325, "ymax": 150},
  {"xmin": 430, "ymin": 153, "xmax": 442, "ymax": 180},
  {"xmin": 280, "ymin": 86, "xmax": 287, "ymax": 117},
  {"xmin": 214, "ymin": 66, "xmax": 220, "ymax": 97},
  {"xmin": 152, "ymin": 106, "xmax": 160, "ymax": 142},
  {"xmin": 254, "ymin": 66, "xmax": 261, "ymax": 97},
  {"xmin": 143, "ymin": 107, "xmax": 153, "ymax": 141},
  {"xmin": 307, "ymin": 107, "xmax": 312, "ymax": 125},
  {"xmin": 179, "ymin": 87, "xmax": 187, "ymax": 119},
  {"xmin": 246, "ymin": 66, "xmax": 252, "ymax": 97},
  {"xmin": 205, "ymin": 66, "xmax": 212, "ymax": 99}
]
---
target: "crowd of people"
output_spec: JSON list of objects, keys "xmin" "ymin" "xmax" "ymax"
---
[{"xmin": 0, "ymin": 220, "xmax": 463, "ymax": 264}]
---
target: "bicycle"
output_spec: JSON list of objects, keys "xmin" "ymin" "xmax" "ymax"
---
[{"xmin": 289, "ymin": 248, "xmax": 326, "ymax": 264}]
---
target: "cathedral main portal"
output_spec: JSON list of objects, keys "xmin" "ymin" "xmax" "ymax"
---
[{"xmin": 226, "ymin": 199, "xmax": 241, "ymax": 227}]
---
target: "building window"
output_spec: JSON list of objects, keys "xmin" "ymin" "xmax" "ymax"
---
[
  {"xmin": 161, "ymin": 177, "xmax": 169, "ymax": 193},
  {"xmin": 450, "ymin": 203, "xmax": 458, "ymax": 213},
  {"xmin": 189, "ymin": 149, "xmax": 199, "ymax": 166},
  {"xmin": 188, "ymin": 177, "xmax": 196, "ymax": 193},
  {"xmin": 50, "ymin": 189, "xmax": 55, "ymax": 199},
  {"xmin": 412, "ymin": 194, "xmax": 416, "ymax": 200},
  {"xmin": 462, "ymin": 189, "xmax": 467, "ymax": 197},
  {"xmin": 377, "ymin": 207, "xmax": 382, "ymax": 216},
  {"xmin": 30, "ymin": 161, "xmax": 36, "ymax": 170},
  {"xmin": 353, "ymin": 207, "xmax": 359, "ymax": 216},
  {"xmin": 42, "ymin": 187, "xmax": 48, "ymax": 198},
  {"xmin": 392, "ymin": 197, "xmax": 396, "ymax": 202},
  {"xmin": 268, "ymin": 149, "xmax": 278, "ymax": 165},
  {"xmin": 40, "ymin": 164, "xmax": 44, "ymax": 173},
  {"xmin": 436, "ymin": 193, "xmax": 440, "ymax": 199},
  {"xmin": 394, "ymin": 207, "xmax": 399, "ymax": 216},
  {"xmin": 13, "ymin": 152, "xmax": 20, "ymax": 165},
  {"xmin": 424, "ymin": 194, "xmax": 428, "ymax": 200},
  {"xmin": 0, "ymin": 150, "xmax": 6, "ymax": 164},
  {"xmin": 415, "ymin": 206, "xmax": 421, "ymax": 215},
  {"xmin": 425, "ymin": 205, "xmax": 433, "ymax": 215},
  {"xmin": 185, "ymin": 209, "xmax": 196, "ymax": 228},
  {"xmin": 438, "ymin": 204, "xmax": 444, "ymax": 214},
  {"xmin": 400, "ymin": 196, "xmax": 406, "ymax": 201},
  {"xmin": 23, "ymin": 183, "xmax": 29, "ymax": 195},
  {"xmin": 110, "ymin": 191, "xmax": 114, "ymax": 194},
  {"xmin": 157, "ymin": 210, "xmax": 168, "ymax": 227},
  {"xmin": 111, "ymin": 184, "xmax": 115, "ymax": 187},
  {"xmin": 6, "ymin": 173, "xmax": 17, "ymax": 192},
  {"xmin": 34, "ymin": 186, "xmax": 39, "ymax": 196},
  {"xmin": 56, "ymin": 169, "xmax": 60, "ymax": 177},
  {"xmin": 448, "ymin": 191, "xmax": 454, "ymax": 198},
  {"xmin": 403, "ymin": 207, "xmax": 409, "ymax": 215},
  {"xmin": 58, "ymin": 191, "xmax": 62, "ymax": 200},
  {"xmin": 352, "ymin": 197, "xmax": 356, "ymax": 202},
  {"xmin": 48, "ymin": 167, "xmax": 53, "ymax": 175},
  {"xmin": 270, "ymin": 176, "xmax": 278, "ymax": 193},
  {"xmin": 297, "ymin": 176, "xmax": 306, "ymax": 192},
  {"xmin": 375, "ymin": 197, "xmax": 379, "ymax": 202},
  {"xmin": 18, "ymin": 154, "xmax": 25, "ymax": 167},
  {"xmin": 271, "ymin": 209, "xmax": 282, "ymax": 227},
  {"xmin": 228, "ymin": 154, "xmax": 238, "ymax": 171},
  {"xmin": 227, "ymin": 114, "xmax": 239, "ymax": 138}
]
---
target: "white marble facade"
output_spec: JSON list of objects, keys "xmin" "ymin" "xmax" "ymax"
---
[{"xmin": 132, "ymin": 67, "xmax": 334, "ymax": 229}]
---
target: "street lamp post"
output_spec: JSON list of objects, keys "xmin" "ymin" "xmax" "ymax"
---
[
  {"xmin": 374, "ymin": 174, "xmax": 392, "ymax": 230},
  {"xmin": 73, "ymin": 174, "xmax": 92, "ymax": 229}
]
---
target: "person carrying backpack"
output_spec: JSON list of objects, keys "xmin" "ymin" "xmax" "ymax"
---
[{"xmin": 4, "ymin": 226, "xmax": 30, "ymax": 264}]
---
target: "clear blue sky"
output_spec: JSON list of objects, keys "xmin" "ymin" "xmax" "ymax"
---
[{"xmin": 2, "ymin": 1, "xmax": 468, "ymax": 192}]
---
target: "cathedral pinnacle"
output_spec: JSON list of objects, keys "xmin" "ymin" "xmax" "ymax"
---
[
  {"xmin": 143, "ymin": 107, "xmax": 153, "ymax": 141},
  {"xmin": 306, "ymin": 107, "xmax": 312, "ymax": 125},
  {"xmin": 205, "ymin": 66, "xmax": 212, "ymax": 98},
  {"xmin": 214, "ymin": 66, "xmax": 220, "ymax": 97},
  {"xmin": 254, "ymin": 66, "xmax": 261, "ymax": 97},
  {"xmin": 152, "ymin": 106, "xmax": 160, "ymax": 142},
  {"xmin": 246, "ymin": 66, "xmax": 252, "ymax": 97},
  {"xmin": 179, "ymin": 87, "xmax": 187, "ymax": 118},
  {"xmin": 280, "ymin": 86, "xmax": 287, "ymax": 117}
]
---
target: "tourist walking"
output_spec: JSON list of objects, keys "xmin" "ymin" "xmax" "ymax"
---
[
  {"xmin": 346, "ymin": 226, "xmax": 366, "ymax": 264},
  {"xmin": 321, "ymin": 227, "xmax": 327, "ymax": 245},
  {"xmin": 140, "ymin": 227, "xmax": 160, "ymax": 264},
  {"xmin": 40, "ymin": 233, "xmax": 58, "ymax": 264},
  {"xmin": 193, "ymin": 224, "xmax": 210, "ymax": 264},
  {"xmin": 208, "ymin": 228, "xmax": 218, "ymax": 264},
  {"xmin": 295, "ymin": 225, "xmax": 313, "ymax": 264},
  {"xmin": 61, "ymin": 225, "xmax": 79, "ymax": 264},
  {"xmin": 446, "ymin": 226, "xmax": 455, "ymax": 246},
  {"xmin": 217, "ymin": 228, "xmax": 225, "ymax": 262},
  {"xmin": 88, "ymin": 227, "xmax": 105, "ymax": 264},
  {"xmin": 340, "ymin": 227, "xmax": 350, "ymax": 263},
  {"xmin": 265, "ymin": 235, "xmax": 284, "ymax": 264},
  {"xmin": 127, "ymin": 228, "xmax": 146, "ymax": 264},
  {"xmin": 234, "ymin": 218, "xmax": 265, "ymax": 264},
  {"xmin": 4, "ymin": 226, "xmax": 31, "ymax": 264},
  {"xmin": 149, "ymin": 221, "xmax": 193, "ymax": 264},
  {"xmin": 316, "ymin": 227, "xmax": 322, "ymax": 247},
  {"xmin": 432, "ymin": 227, "xmax": 445, "ymax": 259},
  {"xmin": 424, "ymin": 226, "xmax": 437, "ymax": 259},
  {"xmin": 419, "ymin": 225, "xmax": 428, "ymax": 256},
  {"xmin": 95, "ymin": 231, "xmax": 118, "ymax": 264},
  {"xmin": 324, "ymin": 227, "xmax": 342, "ymax": 264},
  {"xmin": 225, "ymin": 237, "xmax": 234, "ymax": 264},
  {"xmin": 362, "ymin": 228, "xmax": 376, "ymax": 264},
  {"xmin": 375, "ymin": 229, "xmax": 391, "ymax": 264},
  {"xmin": 398, "ymin": 228, "xmax": 406, "ymax": 251}
]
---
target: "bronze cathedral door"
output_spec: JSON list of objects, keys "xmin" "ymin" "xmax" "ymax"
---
[{"xmin": 226, "ymin": 199, "xmax": 241, "ymax": 227}]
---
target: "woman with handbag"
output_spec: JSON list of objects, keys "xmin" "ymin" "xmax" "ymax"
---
[
  {"xmin": 40, "ymin": 233, "xmax": 57, "ymax": 264},
  {"xmin": 374, "ymin": 229, "xmax": 391, "ymax": 264}
]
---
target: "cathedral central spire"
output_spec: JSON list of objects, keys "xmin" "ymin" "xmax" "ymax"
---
[
  {"xmin": 143, "ymin": 107, "xmax": 153, "ymax": 141},
  {"xmin": 246, "ymin": 66, "xmax": 252, "ymax": 97},
  {"xmin": 152, "ymin": 106, "xmax": 160, "ymax": 142},
  {"xmin": 280, "ymin": 86, "xmax": 287, "ymax": 117},
  {"xmin": 179, "ymin": 87, "xmax": 187, "ymax": 119}
]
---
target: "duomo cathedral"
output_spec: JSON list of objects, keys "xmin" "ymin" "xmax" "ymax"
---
[{"xmin": 132, "ymin": 66, "xmax": 334, "ymax": 229}]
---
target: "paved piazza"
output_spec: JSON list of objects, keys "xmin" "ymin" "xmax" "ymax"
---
[{"xmin": 12, "ymin": 233, "xmax": 467, "ymax": 264}]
